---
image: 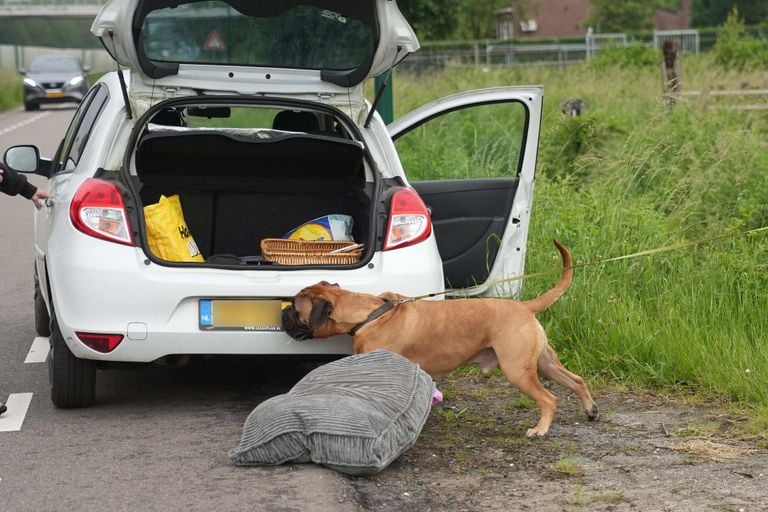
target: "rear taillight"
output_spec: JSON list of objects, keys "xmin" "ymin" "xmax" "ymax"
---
[
  {"xmin": 76, "ymin": 332, "xmax": 124, "ymax": 353},
  {"xmin": 384, "ymin": 188, "xmax": 432, "ymax": 250},
  {"xmin": 70, "ymin": 178, "xmax": 133, "ymax": 245}
]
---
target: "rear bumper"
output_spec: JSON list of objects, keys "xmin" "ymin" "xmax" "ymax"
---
[{"xmin": 48, "ymin": 230, "xmax": 444, "ymax": 362}]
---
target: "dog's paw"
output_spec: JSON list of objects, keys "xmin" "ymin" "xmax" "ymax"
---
[
  {"xmin": 526, "ymin": 427, "xmax": 549, "ymax": 438},
  {"xmin": 586, "ymin": 404, "xmax": 599, "ymax": 421}
]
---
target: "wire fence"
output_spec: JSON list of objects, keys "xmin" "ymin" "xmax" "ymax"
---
[{"xmin": 398, "ymin": 30, "xmax": 714, "ymax": 74}]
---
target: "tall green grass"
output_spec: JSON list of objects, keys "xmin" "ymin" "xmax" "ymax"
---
[
  {"xmin": 393, "ymin": 56, "xmax": 768, "ymax": 407},
  {"xmin": 0, "ymin": 69, "xmax": 21, "ymax": 112}
]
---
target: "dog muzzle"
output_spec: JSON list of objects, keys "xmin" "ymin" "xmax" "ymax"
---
[{"xmin": 281, "ymin": 306, "xmax": 314, "ymax": 341}]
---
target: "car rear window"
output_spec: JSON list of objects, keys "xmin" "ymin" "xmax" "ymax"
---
[{"xmin": 139, "ymin": 1, "xmax": 374, "ymax": 72}]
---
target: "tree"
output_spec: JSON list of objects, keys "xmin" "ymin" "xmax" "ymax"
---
[
  {"xmin": 692, "ymin": 0, "xmax": 768, "ymax": 27},
  {"xmin": 456, "ymin": 0, "xmax": 509, "ymax": 39},
  {"xmin": 398, "ymin": 0, "xmax": 521, "ymax": 41},
  {"xmin": 397, "ymin": 0, "xmax": 459, "ymax": 41},
  {"xmin": 712, "ymin": 8, "xmax": 768, "ymax": 69},
  {"xmin": 586, "ymin": 0, "xmax": 662, "ymax": 32}
]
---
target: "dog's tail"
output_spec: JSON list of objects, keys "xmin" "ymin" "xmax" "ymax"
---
[{"xmin": 522, "ymin": 240, "xmax": 573, "ymax": 313}]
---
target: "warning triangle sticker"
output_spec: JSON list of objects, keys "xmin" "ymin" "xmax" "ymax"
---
[{"xmin": 203, "ymin": 31, "xmax": 225, "ymax": 52}]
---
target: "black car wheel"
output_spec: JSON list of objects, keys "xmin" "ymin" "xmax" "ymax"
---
[
  {"xmin": 34, "ymin": 267, "xmax": 51, "ymax": 337},
  {"xmin": 49, "ymin": 311, "xmax": 96, "ymax": 408},
  {"xmin": 24, "ymin": 100, "xmax": 39, "ymax": 112}
]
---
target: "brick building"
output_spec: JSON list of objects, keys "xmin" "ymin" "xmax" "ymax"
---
[{"xmin": 497, "ymin": 0, "xmax": 692, "ymax": 39}]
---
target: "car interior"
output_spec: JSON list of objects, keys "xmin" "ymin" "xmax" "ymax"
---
[{"xmin": 131, "ymin": 106, "xmax": 373, "ymax": 264}]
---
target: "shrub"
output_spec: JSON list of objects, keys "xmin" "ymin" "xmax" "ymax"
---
[
  {"xmin": 0, "ymin": 70, "xmax": 21, "ymax": 112},
  {"xmin": 590, "ymin": 43, "xmax": 659, "ymax": 69},
  {"xmin": 712, "ymin": 8, "xmax": 768, "ymax": 70}
]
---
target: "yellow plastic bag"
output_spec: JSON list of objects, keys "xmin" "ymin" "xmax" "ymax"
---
[{"xmin": 143, "ymin": 194, "xmax": 204, "ymax": 262}]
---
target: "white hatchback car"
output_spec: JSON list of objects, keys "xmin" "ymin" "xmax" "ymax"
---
[{"xmin": 4, "ymin": 0, "xmax": 542, "ymax": 408}]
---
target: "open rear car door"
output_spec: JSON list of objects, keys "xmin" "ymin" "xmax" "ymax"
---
[{"xmin": 389, "ymin": 87, "xmax": 543, "ymax": 297}]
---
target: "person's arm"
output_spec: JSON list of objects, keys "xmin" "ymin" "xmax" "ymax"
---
[
  {"xmin": 0, "ymin": 162, "xmax": 37, "ymax": 199},
  {"xmin": 0, "ymin": 162, "xmax": 52, "ymax": 209}
]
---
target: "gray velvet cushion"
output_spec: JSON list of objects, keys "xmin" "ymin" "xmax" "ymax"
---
[{"xmin": 229, "ymin": 350, "xmax": 435, "ymax": 475}]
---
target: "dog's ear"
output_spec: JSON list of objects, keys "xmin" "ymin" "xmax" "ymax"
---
[
  {"xmin": 318, "ymin": 281, "xmax": 340, "ymax": 288},
  {"xmin": 308, "ymin": 298, "xmax": 333, "ymax": 330},
  {"xmin": 293, "ymin": 292, "xmax": 314, "ymax": 325}
]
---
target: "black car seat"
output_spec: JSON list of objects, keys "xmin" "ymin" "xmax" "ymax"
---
[
  {"xmin": 272, "ymin": 110, "xmax": 321, "ymax": 132},
  {"xmin": 152, "ymin": 108, "xmax": 186, "ymax": 127}
]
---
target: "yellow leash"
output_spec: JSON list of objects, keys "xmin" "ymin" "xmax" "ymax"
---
[{"xmin": 412, "ymin": 225, "xmax": 768, "ymax": 300}]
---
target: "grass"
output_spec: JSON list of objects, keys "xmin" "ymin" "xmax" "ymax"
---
[
  {"xmin": 391, "ymin": 55, "xmax": 768, "ymax": 410},
  {"xmin": 553, "ymin": 457, "xmax": 584, "ymax": 476},
  {"xmin": 0, "ymin": 69, "xmax": 21, "ymax": 111}
]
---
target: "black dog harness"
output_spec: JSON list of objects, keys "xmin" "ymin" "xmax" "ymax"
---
[{"xmin": 348, "ymin": 297, "xmax": 413, "ymax": 336}]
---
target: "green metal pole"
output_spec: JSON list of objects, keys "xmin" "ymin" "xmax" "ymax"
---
[{"xmin": 374, "ymin": 73, "xmax": 394, "ymax": 125}]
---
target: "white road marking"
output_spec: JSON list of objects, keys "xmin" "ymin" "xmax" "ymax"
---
[
  {"xmin": 0, "ymin": 393, "xmax": 33, "ymax": 432},
  {"xmin": 0, "ymin": 111, "xmax": 50, "ymax": 136},
  {"xmin": 25, "ymin": 337, "xmax": 50, "ymax": 363}
]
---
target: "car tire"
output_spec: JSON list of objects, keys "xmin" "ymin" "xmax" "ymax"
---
[
  {"xmin": 34, "ymin": 267, "xmax": 51, "ymax": 337},
  {"xmin": 49, "ymin": 311, "xmax": 97, "ymax": 408},
  {"xmin": 24, "ymin": 101, "xmax": 39, "ymax": 112}
]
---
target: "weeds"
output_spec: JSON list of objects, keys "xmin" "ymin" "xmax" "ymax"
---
[{"xmin": 553, "ymin": 457, "xmax": 584, "ymax": 476}]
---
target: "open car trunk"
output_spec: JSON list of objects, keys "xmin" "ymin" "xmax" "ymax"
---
[{"xmin": 133, "ymin": 126, "xmax": 373, "ymax": 266}]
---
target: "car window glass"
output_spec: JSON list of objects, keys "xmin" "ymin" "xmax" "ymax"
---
[
  {"xmin": 140, "ymin": 1, "xmax": 372, "ymax": 71},
  {"xmin": 52, "ymin": 87, "xmax": 98, "ymax": 175},
  {"xmin": 150, "ymin": 104, "xmax": 348, "ymax": 138},
  {"xmin": 64, "ymin": 86, "xmax": 109, "ymax": 171},
  {"xmin": 393, "ymin": 102, "xmax": 527, "ymax": 180},
  {"xmin": 56, "ymin": 85, "xmax": 109, "ymax": 174},
  {"xmin": 182, "ymin": 105, "xmax": 281, "ymax": 129}
]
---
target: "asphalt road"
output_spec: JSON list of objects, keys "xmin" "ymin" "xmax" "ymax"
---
[{"xmin": 0, "ymin": 105, "xmax": 358, "ymax": 511}]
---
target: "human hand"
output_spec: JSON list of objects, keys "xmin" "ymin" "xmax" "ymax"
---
[{"xmin": 31, "ymin": 189, "xmax": 53, "ymax": 210}]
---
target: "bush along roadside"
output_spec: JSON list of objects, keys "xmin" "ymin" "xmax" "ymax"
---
[{"xmin": 0, "ymin": 69, "xmax": 22, "ymax": 112}]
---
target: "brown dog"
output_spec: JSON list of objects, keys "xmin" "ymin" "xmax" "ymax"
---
[{"xmin": 282, "ymin": 240, "xmax": 597, "ymax": 437}]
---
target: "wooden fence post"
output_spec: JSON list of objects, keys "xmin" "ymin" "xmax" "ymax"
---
[{"xmin": 662, "ymin": 39, "xmax": 682, "ymax": 106}]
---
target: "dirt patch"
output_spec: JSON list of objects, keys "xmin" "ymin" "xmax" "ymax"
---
[{"xmin": 347, "ymin": 372, "xmax": 768, "ymax": 512}]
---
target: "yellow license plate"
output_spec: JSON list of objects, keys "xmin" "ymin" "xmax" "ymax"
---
[
  {"xmin": 46, "ymin": 91, "xmax": 65, "ymax": 98},
  {"xmin": 199, "ymin": 299, "xmax": 290, "ymax": 331}
]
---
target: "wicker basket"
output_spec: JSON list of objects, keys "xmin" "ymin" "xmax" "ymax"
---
[{"xmin": 260, "ymin": 239, "xmax": 363, "ymax": 265}]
